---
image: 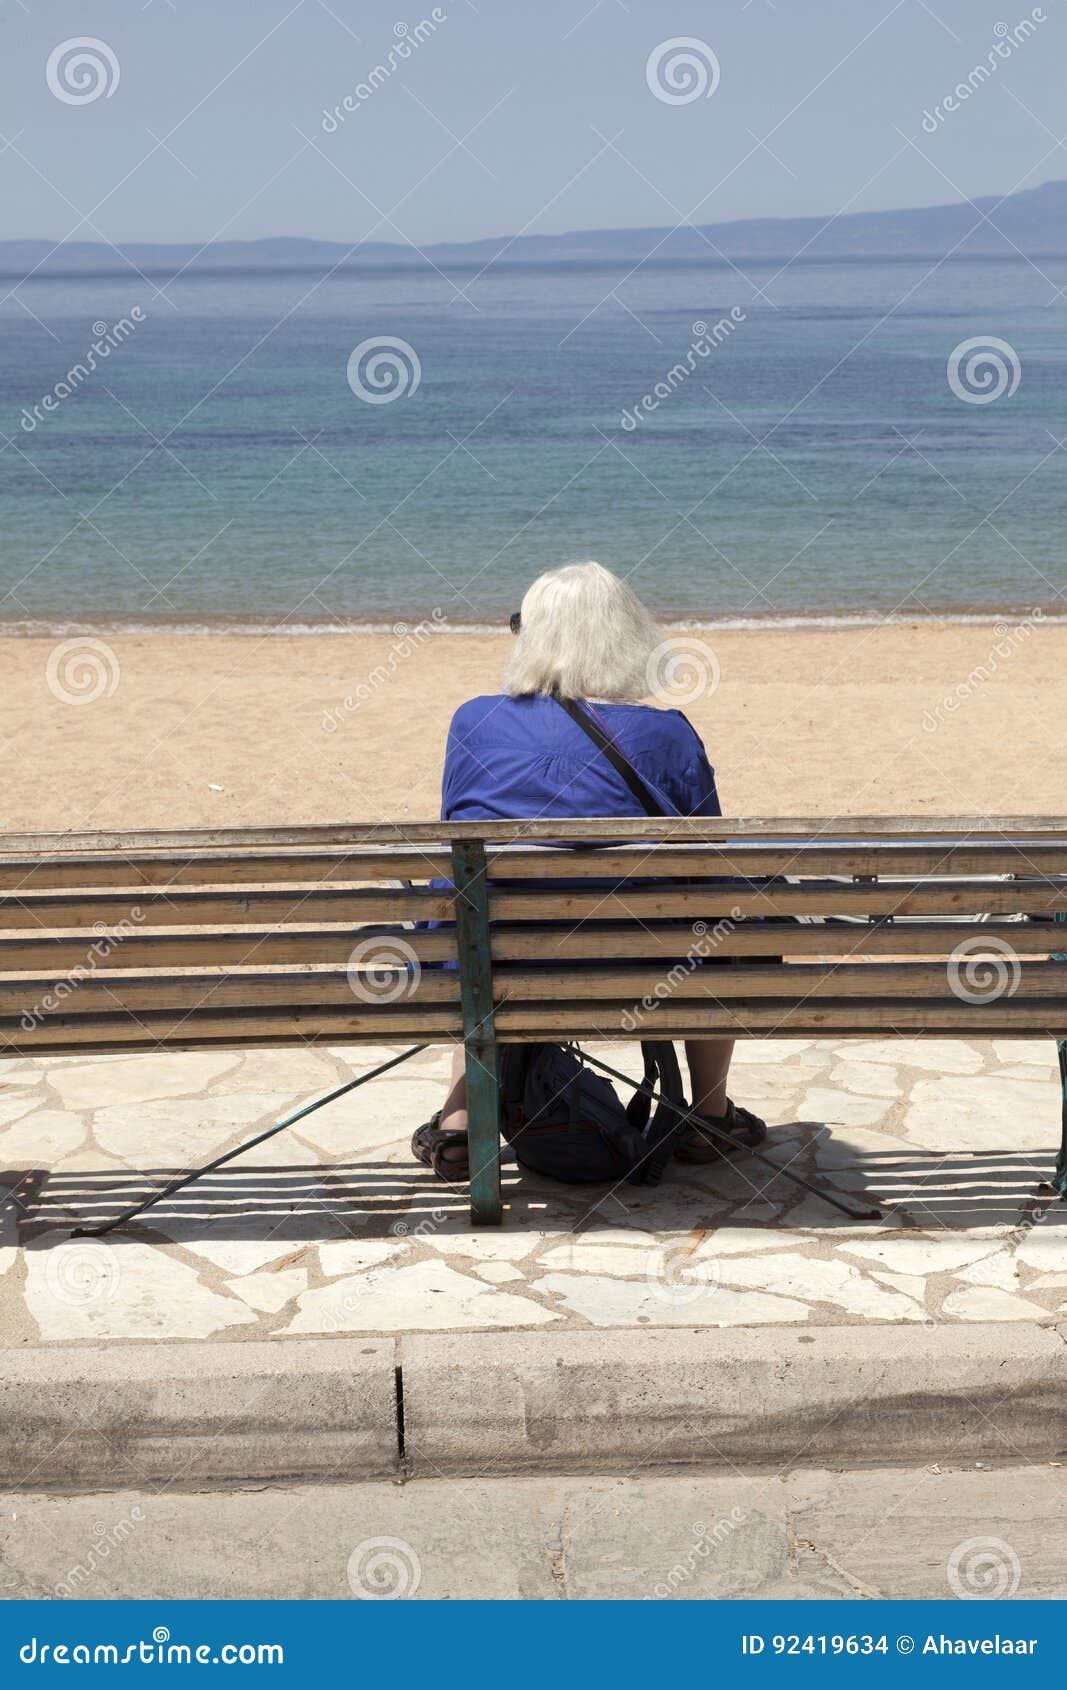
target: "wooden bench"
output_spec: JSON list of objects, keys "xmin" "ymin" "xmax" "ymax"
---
[{"xmin": 2, "ymin": 816, "xmax": 1066, "ymax": 1229}]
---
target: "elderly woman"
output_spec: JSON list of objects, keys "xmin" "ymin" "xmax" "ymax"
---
[{"xmin": 414, "ymin": 560, "xmax": 766, "ymax": 1176}]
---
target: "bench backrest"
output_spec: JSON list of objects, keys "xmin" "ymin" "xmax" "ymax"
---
[{"xmin": 1, "ymin": 817, "xmax": 1065, "ymax": 1055}]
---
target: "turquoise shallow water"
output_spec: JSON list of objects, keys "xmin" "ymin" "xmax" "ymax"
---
[{"xmin": 2, "ymin": 255, "xmax": 1065, "ymax": 626}]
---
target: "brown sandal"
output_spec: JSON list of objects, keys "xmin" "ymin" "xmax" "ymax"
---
[
  {"xmin": 674, "ymin": 1099, "xmax": 767, "ymax": 1165},
  {"xmin": 410, "ymin": 1112, "xmax": 469, "ymax": 1180}
]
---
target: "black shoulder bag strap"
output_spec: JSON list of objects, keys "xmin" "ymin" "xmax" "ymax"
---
[
  {"xmin": 551, "ymin": 693, "xmax": 693, "ymax": 1183},
  {"xmin": 552, "ymin": 694, "xmax": 665, "ymax": 819}
]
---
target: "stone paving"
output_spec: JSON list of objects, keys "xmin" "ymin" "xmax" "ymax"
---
[{"xmin": 2, "ymin": 1037, "xmax": 1066, "ymax": 1345}]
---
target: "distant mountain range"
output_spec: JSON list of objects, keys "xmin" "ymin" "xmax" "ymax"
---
[{"xmin": 6, "ymin": 179, "xmax": 1067, "ymax": 276}]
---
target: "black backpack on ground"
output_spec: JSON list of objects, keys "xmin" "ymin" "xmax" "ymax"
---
[{"xmin": 497, "ymin": 1040, "xmax": 690, "ymax": 1187}]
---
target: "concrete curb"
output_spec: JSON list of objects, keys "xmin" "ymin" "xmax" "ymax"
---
[
  {"xmin": 0, "ymin": 1338, "xmax": 397, "ymax": 1487},
  {"xmin": 401, "ymin": 1324, "xmax": 1067, "ymax": 1474},
  {"xmin": 3, "ymin": 1325, "xmax": 1066, "ymax": 1487}
]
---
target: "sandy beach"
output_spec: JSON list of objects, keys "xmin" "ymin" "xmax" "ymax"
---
[{"xmin": 1, "ymin": 618, "xmax": 1061, "ymax": 835}]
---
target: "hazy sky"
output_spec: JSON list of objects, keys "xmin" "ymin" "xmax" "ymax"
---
[{"xmin": 3, "ymin": 0, "xmax": 1064, "ymax": 247}]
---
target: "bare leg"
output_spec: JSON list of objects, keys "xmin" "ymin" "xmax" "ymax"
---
[
  {"xmin": 441, "ymin": 1044, "xmax": 467, "ymax": 1130},
  {"xmin": 684, "ymin": 1037, "xmax": 735, "ymax": 1118}
]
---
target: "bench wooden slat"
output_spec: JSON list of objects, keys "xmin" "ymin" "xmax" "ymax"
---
[
  {"xmin": 0, "ymin": 969, "xmax": 459, "ymax": 1016},
  {"xmin": 492, "ymin": 1000, "xmax": 1067, "ymax": 1034},
  {"xmin": 0, "ymin": 887, "xmax": 452, "ymax": 930},
  {"xmin": 0, "ymin": 1005, "xmax": 462, "ymax": 1052},
  {"xmin": 0, "ymin": 850, "xmax": 452, "ymax": 891},
  {"xmin": 490, "ymin": 882, "xmax": 1067, "ymax": 921},
  {"xmin": 490, "ymin": 961, "xmax": 1067, "ymax": 1000},
  {"xmin": 0, "ymin": 920, "xmax": 1060, "ymax": 973},
  {"xmin": 5, "ymin": 816, "xmax": 1067, "ymax": 851},
  {"xmin": 6, "ymin": 842, "xmax": 1067, "ymax": 890},
  {"xmin": 0, "ymin": 926, "xmax": 458, "ymax": 970},
  {"xmin": 5, "ymin": 995, "xmax": 1059, "ymax": 1053},
  {"xmin": 6, "ymin": 879, "xmax": 1065, "ymax": 933},
  {"xmin": 7, "ymin": 959, "xmax": 1062, "ymax": 1021}
]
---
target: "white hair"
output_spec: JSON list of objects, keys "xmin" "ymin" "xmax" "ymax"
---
[{"xmin": 502, "ymin": 561, "xmax": 661, "ymax": 701}]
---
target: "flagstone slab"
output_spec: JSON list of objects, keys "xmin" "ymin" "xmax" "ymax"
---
[
  {"xmin": 1015, "ymin": 1225, "xmax": 1067, "ymax": 1273},
  {"xmin": 0, "ymin": 1094, "xmax": 46, "ymax": 1128},
  {"xmin": 903, "ymin": 1075, "xmax": 1057, "ymax": 1151},
  {"xmin": 731, "ymin": 1040, "xmax": 815, "ymax": 1064},
  {"xmin": 291, "ymin": 1081, "xmax": 445, "ymax": 1156},
  {"xmin": 427, "ymin": 1228, "xmax": 552, "ymax": 1263},
  {"xmin": 872, "ymin": 1270, "xmax": 927, "ymax": 1303},
  {"xmin": 829, "ymin": 1061, "xmax": 902, "ymax": 1098},
  {"xmin": 841, "ymin": 1237, "xmax": 1000, "ymax": 1275},
  {"xmin": 713, "ymin": 1252, "xmax": 923, "ymax": 1320},
  {"xmin": 150, "ymin": 1230, "xmax": 314, "ymax": 1276},
  {"xmin": 797, "ymin": 1089, "xmax": 891, "ymax": 1127},
  {"xmin": 208, "ymin": 1051, "xmax": 342, "ymax": 1095},
  {"xmin": 24, "ymin": 1238, "xmax": 259, "ymax": 1341},
  {"xmin": 49, "ymin": 1053, "xmax": 241, "ymax": 1110},
  {"xmin": 317, "ymin": 1239, "xmax": 409, "ymax": 1277},
  {"xmin": 536, "ymin": 1272, "xmax": 810, "ymax": 1327},
  {"xmin": 839, "ymin": 1040, "xmax": 984, "ymax": 1074},
  {"xmin": 953, "ymin": 1252, "xmax": 1020, "ymax": 1291},
  {"xmin": 940, "ymin": 1285, "xmax": 1051, "ymax": 1322},
  {"xmin": 327, "ymin": 1045, "xmax": 452, "ymax": 1077},
  {"xmin": 224, "ymin": 1267, "xmax": 309, "ymax": 1314},
  {"xmin": 992, "ymin": 1040, "xmax": 1059, "ymax": 1067},
  {"xmin": 698, "ymin": 1226, "xmax": 813, "ymax": 1257},
  {"xmin": 91, "ymin": 1094, "xmax": 308, "ymax": 1165},
  {"xmin": 0, "ymin": 1110, "xmax": 87, "ymax": 1163},
  {"xmin": 537, "ymin": 1243, "xmax": 664, "ymax": 1277},
  {"xmin": 284, "ymin": 1259, "xmax": 561, "ymax": 1333}
]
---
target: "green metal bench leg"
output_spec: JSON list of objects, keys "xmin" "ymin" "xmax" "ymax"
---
[
  {"xmin": 1056, "ymin": 1040, "xmax": 1067, "ymax": 1199},
  {"xmin": 1055, "ymin": 914, "xmax": 1067, "ymax": 1199},
  {"xmin": 451, "ymin": 838, "xmax": 502, "ymax": 1226}
]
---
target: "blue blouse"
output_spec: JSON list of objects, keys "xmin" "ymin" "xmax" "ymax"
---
[{"xmin": 441, "ymin": 693, "xmax": 721, "ymax": 822}]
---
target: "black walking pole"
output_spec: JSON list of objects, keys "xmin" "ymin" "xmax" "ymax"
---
[{"xmin": 72, "ymin": 1043, "xmax": 427, "ymax": 1239}]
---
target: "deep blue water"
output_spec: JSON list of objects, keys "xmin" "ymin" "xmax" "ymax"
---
[{"xmin": 1, "ymin": 255, "xmax": 1065, "ymax": 626}]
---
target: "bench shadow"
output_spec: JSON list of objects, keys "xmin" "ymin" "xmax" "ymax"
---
[{"xmin": 4, "ymin": 1119, "xmax": 1061, "ymax": 1245}]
